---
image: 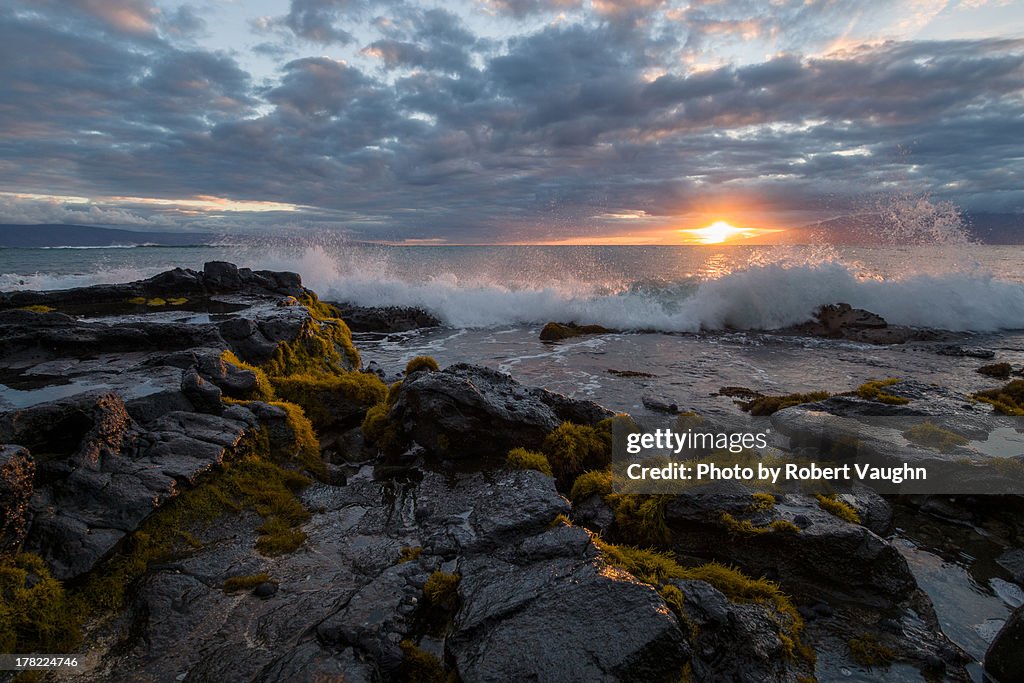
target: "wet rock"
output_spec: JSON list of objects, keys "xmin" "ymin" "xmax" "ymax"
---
[
  {"xmin": 572, "ymin": 493, "xmax": 615, "ymax": 533},
  {"xmin": 642, "ymin": 395, "xmax": 680, "ymax": 414},
  {"xmin": 985, "ymin": 604, "xmax": 1024, "ymax": 683},
  {"xmin": 677, "ymin": 579, "xmax": 807, "ymax": 683},
  {"xmin": 13, "ymin": 392, "xmax": 252, "ymax": 579},
  {"xmin": 450, "ymin": 526, "xmax": 689, "ymax": 682},
  {"xmin": 202, "ymin": 261, "xmax": 244, "ymax": 290},
  {"xmin": 0, "ymin": 445, "xmax": 34, "ymax": 556},
  {"xmin": 329, "ymin": 303, "xmax": 441, "ymax": 332},
  {"xmin": 996, "ymin": 547, "xmax": 1024, "ymax": 585},
  {"xmin": 783, "ymin": 302, "xmax": 952, "ymax": 344},
  {"xmin": 181, "ymin": 366, "xmax": 223, "ymax": 414},
  {"xmin": 663, "ymin": 487, "xmax": 916, "ymax": 607},
  {"xmin": 539, "ymin": 321, "xmax": 613, "ymax": 341},
  {"xmin": 0, "ymin": 261, "xmax": 305, "ymax": 314},
  {"xmin": 389, "ymin": 363, "xmax": 612, "ymax": 457},
  {"xmin": 936, "ymin": 345, "xmax": 996, "ymax": 359}
]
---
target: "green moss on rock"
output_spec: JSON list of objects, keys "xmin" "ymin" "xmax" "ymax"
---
[
  {"xmin": 406, "ymin": 356, "xmax": 440, "ymax": 374},
  {"xmin": 270, "ymin": 371, "xmax": 387, "ymax": 431},
  {"xmin": 973, "ymin": 379, "xmax": 1024, "ymax": 415},
  {"xmin": 902, "ymin": 421, "xmax": 968, "ymax": 452},
  {"xmin": 739, "ymin": 391, "xmax": 831, "ymax": 416},
  {"xmin": 856, "ymin": 378, "xmax": 909, "ymax": 405},
  {"xmin": 570, "ymin": 468, "xmax": 613, "ymax": 502},
  {"xmin": 539, "ymin": 322, "xmax": 612, "ymax": 341},
  {"xmin": 814, "ymin": 494, "xmax": 861, "ymax": 524},
  {"xmin": 541, "ymin": 421, "xmax": 612, "ymax": 486},
  {"xmin": 220, "ymin": 350, "xmax": 275, "ymax": 401},
  {"xmin": 399, "ymin": 640, "xmax": 453, "ymax": 683},
  {"xmin": 847, "ymin": 634, "xmax": 895, "ymax": 667},
  {"xmin": 223, "ymin": 573, "xmax": 273, "ymax": 593},
  {"xmin": 0, "ymin": 553, "xmax": 81, "ymax": 654},
  {"xmin": 978, "ymin": 362, "xmax": 1013, "ymax": 379},
  {"xmin": 506, "ymin": 447, "xmax": 553, "ymax": 476}
]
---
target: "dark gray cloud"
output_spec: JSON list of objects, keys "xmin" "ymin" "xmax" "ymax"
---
[{"xmin": 1, "ymin": 1, "xmax": 1022, "ymax": 241}]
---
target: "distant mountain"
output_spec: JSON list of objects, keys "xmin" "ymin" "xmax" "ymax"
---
[{"xmin": 0, "ymin": 224, "xmax": 217, "ymax": 248}]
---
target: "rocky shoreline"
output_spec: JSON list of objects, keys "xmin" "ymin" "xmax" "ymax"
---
[{"xmin": 1, "ymin": 263, "xmax": 1021, "ymax": 682}]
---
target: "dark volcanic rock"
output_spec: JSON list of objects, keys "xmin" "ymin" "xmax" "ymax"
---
[
  {"xmin": 677, "ymin": 579, "xmax": 801, "ymax": 683},
  {"xmin": 0, "ymin": 261, "xmax": 304, "ymax": 313},
  {"xmin": 181, "ymin": 366, "xmax": 223, "ymax": 414},
  {"xmin": 539, "ymin": 321, "xmax": 613, "ymax": 341},
  {"xmin": 986, "ymin": 604, "xmax": 1024, "ymax": 683},
  {"xmin": 9, "ymin": 392, "xmax": 252, "ymax": 579},
  {"xmin": 0, "ymin": 444, "xmax": 34, "ymax": 556},
  {"xmin": 450, "ymin": 526, "xmax": 689, "ymax": 682},
  {"xmin": 388, "ymin": 363, "xmax": 613, "ymax": 457},
  {"xmin": 662, "ymin": 485, "xmax": 915, "ymax": 607},
  {"xmin": 783, "ymin": 302, "xmax": 951, "ymax": 344},
  {"xmin": 330, "ymin": 302, "xmax": 441, "ymax": 332},
  {"xmin": 81, "ymin": 467, "xmax": 690, "ymax": 683},
  {"xmin": 996, "ymin": 548, "xmax": 1024, "ymax": 585}
]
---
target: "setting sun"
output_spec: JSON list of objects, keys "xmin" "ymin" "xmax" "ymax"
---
[{"xmin": 681, "ymin": 221, "xmax": 755, "ymax": 244}]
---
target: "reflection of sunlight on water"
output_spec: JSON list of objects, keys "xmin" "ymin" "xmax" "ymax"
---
[{"xmin": 695, "ymin": 252, "xmax": 734, "ymax": 280}]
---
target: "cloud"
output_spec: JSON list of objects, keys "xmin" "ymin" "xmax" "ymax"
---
[
  {"xmin": 0, "ymin": 1, "xmax": 1022, "ymax": 242},
  {"xmin": 0, "ymin": 194, "xmax": 160, "ymax": 226}
]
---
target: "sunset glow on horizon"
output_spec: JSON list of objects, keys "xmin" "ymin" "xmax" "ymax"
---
[{"xmin": 679, "ymin": 221, "xmax": 783, "ymax": 245}]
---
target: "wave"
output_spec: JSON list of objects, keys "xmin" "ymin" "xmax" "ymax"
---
[
  {"xmin": 258, "ymin": 246, "xmax": 1024, "ymax": 333},
  {"xmin": 4, "ymin": 243, "xmax": 1023, "ymax": 333}
]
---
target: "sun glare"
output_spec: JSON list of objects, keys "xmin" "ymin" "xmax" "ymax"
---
[{"xmin": 682, "ymin": 221, "xmax": 753, "ymax": 244}]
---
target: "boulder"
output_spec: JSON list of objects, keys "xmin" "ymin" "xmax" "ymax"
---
[
  {"xmin": 661, "ymin": 486, "xmax": 916, "ymax": 607},
  {"xmin": 450, "ymin": 529, "xmax": 689, "ymax": 682},
  {"xmin": 677, "ymin": 579, "xmax": 805, "ymax": 683},
  {"xmin": 783, "ymin": 302, "xmax": 952, "ymax": 344},
  {"xmin": 181, "ymin": 366, "xmax": 223, "ymax": 414},
  {"xmin": 985, "ymin": 604, "xmax": 1024, "ymax": 683},
  {"xmin": 539, "ymin": 321, "xmax": 613, "ymax": 341},
  {"xmin": 15, "ymin": 392, "xmax": 253, "ymax": 579},
  {"xmin": 329, "ymin": 303, "xmax": 441, "ymax": 332},
  {"xmin": 387, "ymin": 363, "xmax": 612, "ymax": 457},
  {"xmin": 0, "ymin": 445, "xmax": 34, "ymax": 556}
]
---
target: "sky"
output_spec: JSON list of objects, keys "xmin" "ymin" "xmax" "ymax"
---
[{"xmin": 1, "ymin": 0, "xmax": 1023, "ymax": 244}]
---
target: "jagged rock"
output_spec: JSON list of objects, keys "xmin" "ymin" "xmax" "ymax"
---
[
  {"xmin": 0, "ymin": 445, "xmax": 34, "ymax": 556},
  {"xmin": 677, "ymin": 579, "xmax": 805, "ymax": 683},
  {"xmin": 996, "ymin": 548, "xmax": 1024, "ymax": 585},
  {"xmin": 12, "ymin": 392, "xmax": 253, "ymax": 579},
  {"xmin": 329, "ymin": 303, "xmax": 442, "ymax": 332},
  {"xmin": 450, "ymin": 527, "xmax": 689, "ymax": 682},
  {"xmin": 75, "ymin": 464, "xmax": 690, "ymax": 683},
  {"xmin": 181, "ymin": 366, "xmax": 223, "ymax": 414},
  {"xmin": 195, "ymin": 348, "xmax": 262, "ymax": 397},
  {"xmin": 539, "ymin": 321, "xmax": 613, "ymax": 341},
  {"xmin": 388, "ymin": 363, "xmax": 613, "ymax": 457},
  {"xmin": 572, "ymin": 493, "xmax": 615, "ymax": 533},
  {"xmin": 936, "ymin": 344, "xmax": 996, "ymax": 359},
  {"xmin": 0, "ymin": 261, "xmax": 305, "ymax": 313},
  {"xmin": 986, "ymin": 604, "xmax": 1024, "ymax": 683},
  {"xmin": 783, "ymin": 302, "xmax": 952, "ymax": 344},
  {"xmin": 662, "ymin": 485, "xmax": 916, "ymax": 607}
]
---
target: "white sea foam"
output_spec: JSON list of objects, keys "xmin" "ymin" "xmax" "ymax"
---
[
  {"xmin": 4, "ymin": 239, "xmax": 1023, "ymax": 333},
  {"xmin": 256, "ymin": 245, "xmax": 1024, "ymax": 333}
]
